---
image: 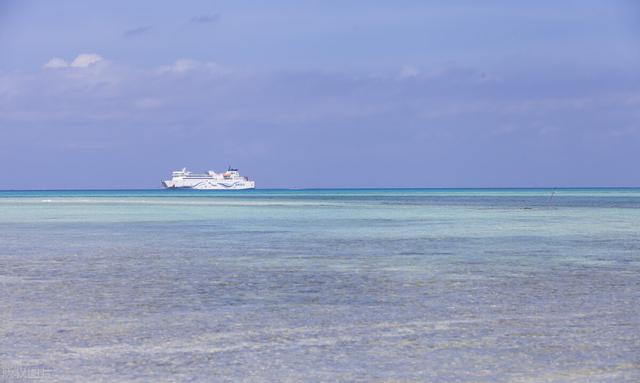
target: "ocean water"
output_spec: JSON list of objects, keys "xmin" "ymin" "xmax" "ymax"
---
[{"xmin": 1, "ymin": 188, "xmax": 639, "ymax": 382}]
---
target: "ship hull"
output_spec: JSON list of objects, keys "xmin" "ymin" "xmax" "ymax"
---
[{"xmin": 162, "ymin": 180, "xmax": 255, "ymax": 190}]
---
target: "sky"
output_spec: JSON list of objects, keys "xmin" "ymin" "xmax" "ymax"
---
[{"xmin": 1, "ymin": 0, "xmax": 639, "ymax": 189}]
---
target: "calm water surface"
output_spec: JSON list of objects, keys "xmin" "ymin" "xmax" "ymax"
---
[{"xmin": 1, "ymin": 189, "xmax": 639, "ymax": 382}]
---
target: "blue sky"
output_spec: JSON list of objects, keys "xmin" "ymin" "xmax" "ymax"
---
[{"xmin": 1, "ymin": 0, "xmax": 639, "ymax": 188}]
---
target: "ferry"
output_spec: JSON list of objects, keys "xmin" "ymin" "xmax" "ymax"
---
[{"xmin": 162, "ymin": 167, "xmax": 256, "ymax": 190}]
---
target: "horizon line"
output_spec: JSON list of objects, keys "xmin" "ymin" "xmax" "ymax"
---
[{"xmin": 1, "ymin": 186, "xmax": 640, "ymax": 192}]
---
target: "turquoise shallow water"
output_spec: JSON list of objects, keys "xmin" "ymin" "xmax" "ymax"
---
[{"xmin": 1, "ymin": 189, "xmax": 639, "ymax": 382}]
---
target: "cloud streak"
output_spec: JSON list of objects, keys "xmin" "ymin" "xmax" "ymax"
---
[
  {"xmin": 123, "ymin": 25, "xmax": 152, "ymax": 38},
  {"xmin": 156, "ymin": 59, "xmax": 229, "ymax": 75},
  {"xmin": 189, "ymin": 13, "xmax": 220, "ymax": 25}
]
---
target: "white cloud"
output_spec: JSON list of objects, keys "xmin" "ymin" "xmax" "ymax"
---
[
  {"xmin": 43, "ymin": 54, "xmax": 104, "ymax": 70},
  {"xmin": 70, "ymin": 53, "xmax": 103, "ymax": 68},
  {"xmin": 399, "ymin": 65, "xmax": 420, "ymax": 79},
  {"xmin": 161, "ymin": 59, "xmax": 198, "ymax": 73},
  {"xmin": 157, "ymin": 59, "xmax": 227, "ymax": 75},
  {"xmin": 43, "ymin": 57, "xmax": 69, "ymax": 69}
]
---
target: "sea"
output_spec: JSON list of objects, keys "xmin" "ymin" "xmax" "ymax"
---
[{"xmin": 1, "ymin": 189, "xmax": 639, "ymax": 382}]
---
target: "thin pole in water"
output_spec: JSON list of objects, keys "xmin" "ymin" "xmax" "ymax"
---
[{"xmin": 547, "ymin": 188, "xmax": 556, "ymax": 206}]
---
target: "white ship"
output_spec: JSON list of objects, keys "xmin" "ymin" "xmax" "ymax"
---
[{"xmin": 162, "ymin": 167, "xmax": 256, "ymax": 190}]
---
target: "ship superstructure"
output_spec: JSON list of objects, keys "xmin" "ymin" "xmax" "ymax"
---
[{"xmin": 162, "ymin": 167, "xmax": 255, "ymax": 190}]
